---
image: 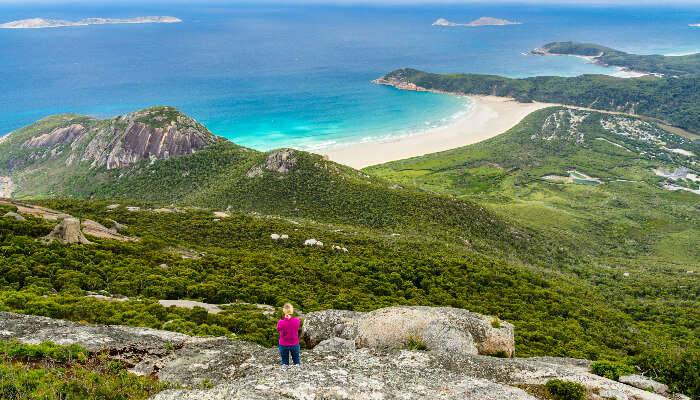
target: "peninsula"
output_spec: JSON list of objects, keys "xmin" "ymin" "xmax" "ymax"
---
[
  {"xmin": 432, "ymin": 17, "xmax": 520, "ymax": 27},
  {"xmin": 0, "ymin": 16, "xmax": 181, "ymax": 29},
  {"xmin": 526, "ymin": 41, "xmax": 700, "ymax": 77}
]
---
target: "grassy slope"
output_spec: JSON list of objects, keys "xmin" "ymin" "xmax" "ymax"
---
[{"xmin": 367, "ymin": 107, "xmax": 700, "ymax": 261}]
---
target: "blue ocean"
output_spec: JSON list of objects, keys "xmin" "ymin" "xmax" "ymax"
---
[{"xmin": 1, "ymin": 2, "xmax": 698, "ymax": 151}]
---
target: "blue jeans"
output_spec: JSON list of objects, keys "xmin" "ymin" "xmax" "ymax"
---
[{"xmin": 279, "ymin": 344, "xmax": 300, "ymax": 365}]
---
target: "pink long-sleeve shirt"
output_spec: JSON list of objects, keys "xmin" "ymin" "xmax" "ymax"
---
[{"xmin": 277, "ymin": 317, "xmax": 300, "ymax": 346}]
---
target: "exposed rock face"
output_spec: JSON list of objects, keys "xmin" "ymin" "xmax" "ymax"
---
[
  {"xmin": 302, "ymin": 309, "xmax": 362, "ymax": 348},
  {"xmin": 303, "ymin": 306, "xmax": 514, "ymax": 357},
  {"xmin": 9, "ymin": 107, "xmax": 219, "ymax": 173},
  {"xmin": 23, "ymin": 124, "xmax": 86, "ymax": 148},
  {"xmin": 265, "ymin": 149, "xmax": 297, "ymax": 173},
  {"xmin": 619, "ymin": 375, "xmax": 669, "ymax": 394},
  {"xmin": 0, "ymin": 311, "xmax": 669, "ymax": 400},
  {"xmin": 81, "ymin": 108, "xmax": 218, "ymax": 169},
  {"xmin": 42, "ymin": 218, "xmax": 92, "ymax": 244}
]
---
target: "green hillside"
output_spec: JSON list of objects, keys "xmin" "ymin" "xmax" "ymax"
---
[
  {"xmin": 368, "ymin": 107, "xmax": 700, "ymax": 261},
  {"xmin": 1, "ymin": 196, "xmax": 698, "ymax": 395},
  {"xmin": 1, "ymin": 106, "xmax": 698, "ymax": 396}
]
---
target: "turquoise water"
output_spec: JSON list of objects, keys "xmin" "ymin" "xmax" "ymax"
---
[{"xmin": 0, "ymin": 3, "xmax": 698, "ymax": 151}]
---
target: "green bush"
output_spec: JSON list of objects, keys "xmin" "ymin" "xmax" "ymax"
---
[
  {"xmin": 633, "ymin": 347, "xmax": 699, "ymax": 398},
  {"xmin": 406, "ymin": 336, "xmax": 427, "ymax": 351},
  {"xmin": 545, "ymin": 379, "xmax": 586, "ymax": 400},
  {"xmin": 491, "ymin": 317, "xmax": 501, "ymax": 328},
  {"xmin": 0, "ymin": 339, "xmax": 171, "ymax": 400},
  {"xmin": 590, "ymin": 360, "xmax": 635, "ymax": 381}
]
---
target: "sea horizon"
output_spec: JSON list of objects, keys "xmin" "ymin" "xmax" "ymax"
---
[{"xmin": 1, "ymin": 2, "xmax": 698, "ymax": 152}]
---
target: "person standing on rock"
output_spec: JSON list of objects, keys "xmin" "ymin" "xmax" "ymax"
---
[{"xmin": 277, "ymin": 303, "xmax": 301, "ymax": 365}]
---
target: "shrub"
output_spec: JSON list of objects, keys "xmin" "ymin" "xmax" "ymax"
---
[
  {"xmin": 590, "ymin": 360, "xmax": 635, "ymax": 381},
  {"xmin": 406, "ymin": 336, "xmax": 427, "ymax": 351},
  {"xmin": 491, "ymin": 317, "xmax": 501, "ymax": 328},
  {"xmin": 545, "ymin": 379, "xmax": 586, "ymax": 400}
]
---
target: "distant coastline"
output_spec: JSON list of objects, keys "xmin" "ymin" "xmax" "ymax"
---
[
  {"xmin": 433, "ymin": 17, "xmax": 521, "ymax": 27},
  {"xmin": 525, "ymin": 46, "xmax": 653, "ymax": 78},
  {"xmin": 0, "ymin": 16, "xmax": 181, "ymax": 29},
  {"xmin": 690, "ymin": 23, "xmax": 700, "ymax": 27}
]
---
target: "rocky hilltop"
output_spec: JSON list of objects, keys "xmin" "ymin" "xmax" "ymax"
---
[
  {"xmin": 0, "ymin": 106, "xmax": 221, "ymax": 197},
  {"xmin": 0, "ymin": 309, "xmax": 673, "ymax": 400}
]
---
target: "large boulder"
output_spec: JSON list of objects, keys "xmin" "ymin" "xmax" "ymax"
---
[
  {"xmin": 302, "ymin": 306, "xmax": 515, "ymax": 357},
  {"xmin": 302, "ymin": 309, "xmax": 362, "ymax": 348},
  {"xmin": 42, "ymin": 218, "xmax": 92, "ymax": 244}
]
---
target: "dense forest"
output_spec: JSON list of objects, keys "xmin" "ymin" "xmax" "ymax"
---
[{"xmin": 381, "ymin": 68, "xmax": 700, "ymax": 133}]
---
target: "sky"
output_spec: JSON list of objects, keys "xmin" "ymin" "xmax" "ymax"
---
[{"xmin": 0, "ymin": 0, "xmax": 698, "ymax": 4}]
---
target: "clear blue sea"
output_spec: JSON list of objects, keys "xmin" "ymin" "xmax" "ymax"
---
[{"xmin": 0, "ymin": 2, "xmax": 698, "ymax": 151}]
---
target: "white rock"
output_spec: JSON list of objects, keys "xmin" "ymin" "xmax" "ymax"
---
[
  {"xmin": 305, "ymin": 239, "xmax": 323, "ymax": 247},
  {"xmin": 623, "ymin": 272, "xmax": 630, "ymax": 277},
  {"xmin": 619, "ymin": 375, "xmax": 668, "ymax": 394},
  {"xmin": 270, "ymin": 234, "xmax": 281, "ymax": 240},
  {"xmin": 280, "ymin": 234, "xmax": 289, "ymax": 239}
]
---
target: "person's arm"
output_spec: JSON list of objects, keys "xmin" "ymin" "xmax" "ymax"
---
[{"xmin": 277, "ymin": 320, "xmax": 282, "ymax": 331}]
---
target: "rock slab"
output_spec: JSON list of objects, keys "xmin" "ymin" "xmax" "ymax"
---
[{"xmin": 303, "ymin": 306, "xmax": 515, "ymax": 357}]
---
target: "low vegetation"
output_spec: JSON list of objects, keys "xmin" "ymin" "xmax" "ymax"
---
[
  {"xmin": 544, "ymin": 379, "xmax": 586, "ymax": 400},
  {"xmin": 0, "ymin": 339, "xmax": 171, "ymax": 400}
]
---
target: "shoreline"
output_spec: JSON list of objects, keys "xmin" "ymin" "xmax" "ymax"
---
[{"xmin": 324, "ymin": 95, "xmax": 556, "ymax": 169}]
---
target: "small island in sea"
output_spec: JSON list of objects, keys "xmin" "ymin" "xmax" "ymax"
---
[
  {"xmin": 690, "ymin": 23, "xmax": 700, "ymax": 27},
  {"xmin": 0, "ymin": 16, "xmax": 181, "ymax": 29},
  {"xmin": 432, "ymin": 17, "xmax": 521, "ymax": 27}
]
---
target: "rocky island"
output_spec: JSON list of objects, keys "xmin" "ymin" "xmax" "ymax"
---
[
  {"xmin": 433, "ymin": 17, "xmax": 521, "ymax": 27},
  {"xmin": 0, "ymin": 16, "xmax": 181, "ymax": 29}
]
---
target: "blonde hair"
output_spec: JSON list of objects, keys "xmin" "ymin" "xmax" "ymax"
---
[{"xmin": 283, "ymin": 303, "xmax": 294, "ymax": 316}]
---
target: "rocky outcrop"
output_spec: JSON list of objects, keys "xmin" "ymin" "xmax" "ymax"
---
[
  {"xmin": 619, "ymin": 375, "xmax": 669, "ymax": 395},
  {"xmin": 3, "ymin": 211, "xmax": 25, "ymax": 221},
  {"xmin": 23, "ymin": 124, "xmax": 86, "ymax": 148},
  {"xmin": 303, "ymin": 306, "xmax": 515, "ymax": 357},
  {"xmin": 80, "ymin": 219, "xmax": 137, "ymax": 242},
  {"xmin": 81, "ymin": 108, "xmax": 218, "ymax": 169},
  {"xmin": 0, "ymin": 199, "xmax": 71, "ymax": 220},
  {"xmin": 0, "ymin": 311, "xmax": 670, "ymax": 400},
  {"xmin": 265, "ymin": 149, "xmax": 296, "ymax": 173},
  {"xmin": 42, "ymin": 217, "xmax": 92, "ymax": 244},
  {"xmin": 7, "ymin": 107, "xmax": 219, "ymax": 174}
]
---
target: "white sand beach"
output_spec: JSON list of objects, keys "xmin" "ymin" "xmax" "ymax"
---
[{"xmin": 324, "ymin": 96, "xmax": 556, "ymax": 169}]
